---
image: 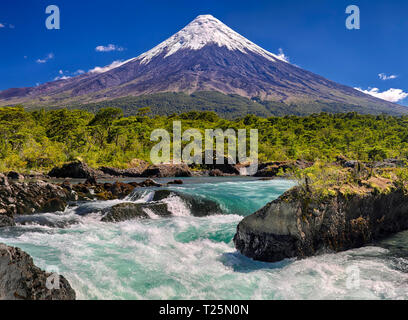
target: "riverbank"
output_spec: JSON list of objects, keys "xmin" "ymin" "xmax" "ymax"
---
[{"xmin": 234, "ymin": 162, "xmax": 408, "ymax": 262}]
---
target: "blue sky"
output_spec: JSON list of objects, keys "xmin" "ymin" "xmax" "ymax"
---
[{"xmin": 0, "ymin": 0, "xmax": 407, "ymax": 105}]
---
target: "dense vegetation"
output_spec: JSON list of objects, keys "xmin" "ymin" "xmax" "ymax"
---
[{"xmin": 1, "ymin": 105, "xmax": 408, "ymax": 172}]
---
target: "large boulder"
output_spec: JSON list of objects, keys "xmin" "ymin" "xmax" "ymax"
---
[
  {"xmin": 6, "ymin": 171, "xmax": 24, "ymax": 181},
  {"xmin": 0, "ymin": 243, "xmax": 76, "ymax": 300},
  {"xmin": 0, "ymin": 180, "xmax": 74, "ymax": 217},
  {"xmin": 102, "ymin": 202, "xmax": 171, "ymax": 222},
  {"xmin": 0, "ymin": 215, "xmax": 15, "ymax": 228},
  {"xmin": 48, "ymin": 161, "xmax": 102, "ymax": 179},
  {"xmin": 234, "ymin": 185, "xmax": 408, "ymax": 262},
  {"xmin": 152, "ymin": 190, "xmax": 222, "ymax": 217},
  {"xmin": 142, "ymin": 164, "xmax": 192, "ymax": 178},
  {"xmin": 141, "ymin": 164, "xmax": 192, "ymax": 178},
  {"xmin": 190, "ymin": 152, "xmax": 240, "ymax": 175}
]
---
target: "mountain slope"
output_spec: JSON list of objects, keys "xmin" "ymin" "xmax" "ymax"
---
[{"xmin": 0, "ymin": 14, "xmax": 406, "ymax": 115}]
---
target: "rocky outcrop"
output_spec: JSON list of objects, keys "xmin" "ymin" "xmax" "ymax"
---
[
  {"xmin": 99, "ymin": 166, "xmax": 143, "ymax": 178},
  {"xmin": 102, "ymin": 189, "xmax": 223, "ymax": 222},
  {"xmin": 0, "ymin": 243, "xmax": 76, "ymax": 300},
  {"xmin": 141, "ymin": 164, "xmax": 192, "ymax": 178},
  {"xmin": 62, "ymin": 179, "xmax": 162, "ymax": 201},
  {"xmin": 0, "ymin": 215, "xmax": 15, "ymax": 227},
  {"xmin": 254, "ymin": 160, "xmax": 313, "ymax": 177},
  {"xmin": 7, "ymin": 171, "xmax": 24, "ymax": 181},
  {"xmin": 153, "ymin": 190, "xmax": 222, "ymax": 217},
  {"xmin": 0, "ymin": 176, "xmax": 75, "ymax": 218},
  {"xmin": 234, "ymin": 185, "xmax": 408, "ymax": 262},
  {"xmin": 48, "ymin": 160, "xmax": 103, "ymax": 179},
  {"xmin": 189, "ymin": 152, "xmax": 241, "ymax": 175},
  {"xmin": 102, "ymin": 202, "xmax": 171, "ymax": 222}
]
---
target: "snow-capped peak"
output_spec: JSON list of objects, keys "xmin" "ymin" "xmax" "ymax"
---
[{"xmin": 136, "ymin": 14, "xmax": 287, "ymax": 65}]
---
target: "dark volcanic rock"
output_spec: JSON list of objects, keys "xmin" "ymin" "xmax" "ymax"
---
[
  {"xmin": 209, "ymin": 169, "xmax": 224, "ymax": 177},
  {"xmin": 153, "ymin": 190, "xmax": 222, "ymax": 217},
  {"xmin": 0, "ymin": 180, "xmax": 74, "ymax": 217},
  {"xmin": 48, "ymin": 160, "xmax": 102, "ymax": 179},
  {"xmin": 0, "ymin": 243, "xmax": 76, "ymax": 300},
  {"xmin": 40, "ymin": 198, "xmax": 67, "ymax": 213},
  {"xmin": 234, "ymin": 186, "xmax": 408, "ymax": 262},
  {"xmin": 99, "ymin": 166, "xmax": 145, "ymax": 177},
  {"xmin": 138, "ymin": 178, "xmax": 162, "ymax": 187},
  {"xmin": 190, "ymin": 152, "xmax": 240, "ymax": 175},
  {"xmin": 7, "ymin": 171, "xmax": 24, "ymax": 181},
  {"xmin": 102, "ymin": 202, "xmax": 171, "ymax": 222},
  {"xmin": 0, "ymin": 173, "xmax": 8, "ymax": 186},
  {"xmin": 141, "ymin": 164, "xmax": 192, "ymax": 178},
  {"xmin": 167, "ymin": 179, "xmax": 183, "ymax": 185},
  {"xmin": 0, "ymin": 215, "xmax": 15, "ymax": 227},
  {"xmin": 254, "ymin": 160, "xmax": 313, "ymax": 177}
]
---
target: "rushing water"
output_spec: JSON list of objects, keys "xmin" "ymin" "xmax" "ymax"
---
[{"xmin": 1, "ymin": 177, "xmax": 408, "ymax": 300}]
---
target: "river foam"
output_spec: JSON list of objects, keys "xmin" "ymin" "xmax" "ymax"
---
[{"xmin": 1, "ymin": 177, "xmax": 407, "ymax": 300}]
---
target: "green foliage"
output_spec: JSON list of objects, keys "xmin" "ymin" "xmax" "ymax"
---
[{"xmin": 1, "ymin": 106, "xmax": 408, "ymax": 172}]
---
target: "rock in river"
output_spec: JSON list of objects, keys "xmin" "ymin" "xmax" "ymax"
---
[
  {"xmin": 234, "ymin": 185, "xmax": 408, "ymax": 262},
  {"xmin": 102, "ymin": 202, "xmax": 172, "ymax": 222},
  {"xmin": 0, "ymin": 243, "xmax": 76, "ymax": 300}
]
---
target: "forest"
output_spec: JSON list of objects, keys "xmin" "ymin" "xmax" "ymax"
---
[{"xmin": 1, "ymin": 105, "xmax": 408, "ymax": 172}]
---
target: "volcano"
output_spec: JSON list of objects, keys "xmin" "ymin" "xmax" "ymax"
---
[{"xmin": 0, "ymin": 14, "xmax": 406, "ymax": 116}]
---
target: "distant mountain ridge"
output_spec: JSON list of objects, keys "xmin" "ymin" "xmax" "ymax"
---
[{"xmin": 0, "ymin": 14, "xmax": 406, "ymax": 116}]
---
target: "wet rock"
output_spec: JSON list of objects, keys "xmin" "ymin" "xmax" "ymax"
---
[
  {"xmin": 0, "ymin": 173, "xmax": 9, "ymax": 186},
  {"xmin": 140, "ymin": 164, "xmax": 192, "ymax": 178},
  {"xmin": 0, "ymin": 243, "xmax": 76, "ymax": 300},
  {"xmin": 48, "ymin": 160, "xmax": 102, "ymax": 179},
  {"xmin": 101, "ymin": 202, "xmax": 171, "ymax": 222},
  {"xmin": 209, "ymin": 169, "xmax": 224, "ymax": 177},
  {"xmin": 84, "ymin": 176, "xmax": 97, "ymax": 186},
  {"xmin": 7, "ymin": 171, "xmax": 24, "ymax": 181},
  {"xmin": 0, "ymin": 180, "xmax": 74, "ymax": 217},
  {"xmin": 99, "ymin": 166, "xmax": 143, "ymax": 177},
  {"xmin": 0, "ymin": 215, "xmax": 15, "ymax": 227},
  {"xmin": 138, "ymin": 179, "xmax": 162, "ymax": 187},
  {"xmin": 234, "ymin": 186, "xmax": 408, "ymax": 262},
  {"xmin": 68, "ymin": 179, "xmax": 163, "ymax": 201},
  {"xmin": 152, "ymin": 190, "xmax": 222, "ymax": 217},
  {"xmin": 40, "ymin": 198, "xmax": 67, "ymax": 213},
  {"xmin": 190, "ymin": 152, "xmax": 240, "ymax": 175},
  {"xmin": 167, "ymin": 180, "xmax": 183, "ymax": 185}
]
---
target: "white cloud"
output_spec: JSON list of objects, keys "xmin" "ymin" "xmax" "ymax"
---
[
  {"xmin": 54, "ymin": 75, "xmax": 71, "ymax": 81},
  {"xmin": 95, "ymin": 44, "xmax": 124, "ymax": 52},
  {"xmin": 0, "ymin": 23, "xmax": 15, "ymax": 29},
  {"xmin": 355, "ymin": 87, "xmax": 408, "ymax": 103},
  {"xmin": 89, "ymin": 58, "xmax": 134, "ymax": 74},
  {"xmin": 276, "ymin": 48, "xmax": 289, "ymax": 62},
  {"xmin": 36, "ymin": 53, "xmax": 54, "ymax": 64},
  {"xmin": 378, "ymin": 73, "xmax": 398, "ymax": 81},
  {"xmin": 54, "ymin": 68, "xmax": 85, "ymax": 80}
]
